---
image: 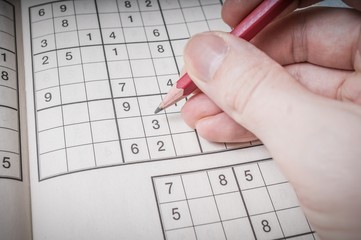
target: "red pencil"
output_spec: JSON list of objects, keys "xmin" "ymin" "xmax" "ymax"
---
[{"xmin": 155, "ymin": 0, "xmax": 292, "ymax": 114}]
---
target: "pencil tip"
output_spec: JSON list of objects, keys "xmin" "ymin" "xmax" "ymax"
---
[{"xmin": 154, "ymin": 107, "xmax": 163, "ymax": 114}]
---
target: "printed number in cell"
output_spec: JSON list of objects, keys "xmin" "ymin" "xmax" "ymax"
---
[
  {"xmin": 148, "ymin": 136, "xmax": 175, "ymax": 159},
  {"xmin": 153, "ymin": 175, "xmax": 186, "ymax": 203},
  {"xmin": 114, "ymin": 98, "xmax": 140, "ymax": 118},
  {"xmin": 207, "ymin": 168, "xmax": 238, "ymax": 194},
  {"xmin": 34, "ymin": 52, "xmax": 57, "ymax": 72},
  {"xmin": 31, "ymin": 5, "xmax": 52, "ymax": 22},
  {"xmin": 2, "ymin": 156, "xmax": 11, "ymax": 169},
  {"xmin": 234, "ymin": 163, "xmax": 265, "ymax": 190},
  {"xmin": 36, "ymin": 87, "xmax": 61, "ymax": 110},
  {"xmin": 52, "ymin": 2, "xmax": 74, "ymax": 17},
  {"xmin": 139, "ymin": 0, "xmax": 159, "ymax": 11},
  {"xmin": 102, "ymin": 29, "xmax": 125, "ymax": 44},
  {"xmin": 145, "ymin": 26, "xmax": 167, "ymax": 41},
  {"xmin": 0, "ymin": 51, "xmax": 16, "ymax": 70},
  {"xmin": 78, "ymin": 30, "xmax": 102, "ymax": 46},
  {"xmin": 149, "ymin": 42, "xmax": 172, "ymax": 58},
  {"xmin": 251, "ymin": 212, "xmax": 284, "ymax": 240},
  {"xmin": 159, "ymin": 201, "xmax": 193, "ymax": 231},
  {"xmin": 118, "ymin": 0, "xmax": 140, "ymax": 12},
  {"xmin": 54, "ymin": 16, "xmax": 76, "ymax": 32},
  {"xmin": 111, "ymin": 78, "xmax": 136, "ymax": 97},
  {"xmin": 122, "ymin": 138, "xmax": 150, "ymax": 162},
  {"xmin": 120, "ymin": 13, "xmax": 143, "ymax": 27}
]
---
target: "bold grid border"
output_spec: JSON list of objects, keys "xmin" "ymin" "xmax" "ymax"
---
[
  {"xmin": 152, "ymin": 158, "xmax": 317, "ymax": 240},
  {"xmin": 29, "ymin": 0, "xmax": 262, "ymax": 181},
  {"xmin": 0, "ymin": 0, "xmax": 23, "ymax": 181}
]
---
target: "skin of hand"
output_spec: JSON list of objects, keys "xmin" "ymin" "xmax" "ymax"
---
[{"xmin": 180, "ymin": 0, "xmax": 361, "ymax": 239}]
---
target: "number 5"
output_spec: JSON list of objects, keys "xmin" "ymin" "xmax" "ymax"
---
[{"xmin": 2, "ymin": 157, "xmax": 11, "ymax": 169}]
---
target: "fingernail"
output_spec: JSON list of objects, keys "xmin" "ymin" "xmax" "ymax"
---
[{"xmin": 185, "ymin": 33, "xmax": 228, "ymax": 82}]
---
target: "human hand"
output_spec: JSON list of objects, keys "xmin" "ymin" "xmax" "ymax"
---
[{"xmin": 181, "ymin": 1, "xmax": 361, "ymax": 239}]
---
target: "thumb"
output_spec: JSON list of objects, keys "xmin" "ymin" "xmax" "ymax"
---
[{"xmin": 184, "ymin": 32, "xmax": 319, "ymax": 151}]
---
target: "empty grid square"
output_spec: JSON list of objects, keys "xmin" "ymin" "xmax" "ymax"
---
[
  {"xmin": 223, "ymin": 218, "xmax": 255, "ymax": 240},
  {"xmin": 74, "ymin": 1, "xmax": 96, "ymax": 14},
  {"xmin": 67, "ymin": 144, "xmax": 95, "ymax": 171},
  {"xmin": 81, "ymin": 46, "xmax": 105, "ymax": 63},
  {"xmin": 134, "ymin": 76, "xmax": 159, "ymax": 95},
  {"xmin": 76, "ymin": 14, "xmax": 99, "ymax": 30},
  {"xmin": 64, "ymin": 122, "xmax": 92, "ymax": 147},
  {"xmin": 38, "ymin": 127, "xmax": 65, "ymax": 153},
  {"xmin": 215, "ymin": 192, "xmax": 247, "ymax": 220},
  {"xmin": 188, "ymin": 196, "xmax": 219, "ymax": 225},
  {"xmin": 123, "ymin": 27, "xmax": 147, "ymax": 42},
  {"xmin": 153, "ymin": 57, "xmax": 178, "ymax": 75},
  {"xmin": 88, "ymin": 99, "xmax": 115, "ymax": 121},
  {"xmin": 182, "ymin": 7, "xmax": 205, "ymax": 22},
  {"xmin": 163, "ymin": 9, "xmax": 184, "ymax": 24},
  {"xmin": 202, "ymin": 4, "xmax": 222, "ymax": 20},
  {"xmin": 167, "ymin": 113, "xmax": 193, "ymax": 133},
  {"xmin": 242, "ymin": 187, "xmax": 274, "ymax": 216},
  {"xmin": 277, "ymin": 207, "xmax": 311, "ymax": 237},
  {"xmin": 99, "ymin": 13, "xmax": 121, "ymax": 28},
  {"xmin": 39, "ymin": 150, "xmax": 68, "ymax": 179},
  {"xmin": 91, "ymin": 119, "xmax": 119, "ymax": 143},
  {"xmin": 181, "ymin": 171, "xmax": 213, "ymax": 199},
  {"xmin": 86, "ymin": 80, "xmax": 111, "ymax": 100},
  {"xmin": 31, "ymin": 19, "xmax": 54, "ymax": 38},
  {"xmin": 62, "ymin": 102, "xmax": 89, "ymax": 125},
  {"xmin": 167, "ymin": 24, "xmax": 189, "ymax": 39},
  {"xmin": 198, "ymin": 136, "xmax": 226, "ymax": 152},
  {"xmin": 94, "ymin": 141, "xmax": 123, "ymax": 166},
  {"xmin": 195, "ymin": 222, "xmax": 226, "ymax": 240},
  {"xmin": 61, "ymin": 83, "xmax": 87, "ymax": 104},
  {"xmin": 127, "ymin": 43, "xmax": 151, "ymax": 59},
  {"xmin": 259, "ymin": 160, "xmax": 288, "ymax": 185},
  {"xmin": 0, "ymin": 129, "xmax": 19, "ymax": 153},
  {"xmin": 118, "ymin": 117, "xmax": 145, "ymax": 139},
  {"xmin": 0, "ymin": 32, "xmax": 15, "ymax": 52},
  {"xmin": 130, "ymin": 59, "xmax": 155, "ymax": 77},
  {"xmin": 187, "ymin": 21, "xmax": 209, "ymax": 36},
  {"xmin": 166, "ymin": 227, "xmax": 196, "ymax": 240},
  {"xmin": 268, "ymin": 183, "xmax": 299, "ymax": 210},
  {"xmin": 59, "ymin": 65, "xmax": 83, "ymax": 85},
  {"xmin": 0, "ymin": 107, "xmax": 18, "ymax": 131},
  {"xmin": 83, "ymin": 62, "xmax": 108, "ymax": 81},
  {"xmin": 172, "ymin": 132, "xmax": 201, "ymax": 156},
  {"xmin": 108, "ymin": 61, "xmax": 132, "ymax": 79},
  {"xmin": 55, "ymin": 31, "xmax": 79, "ymax": 49},
  {"xmin": 138, "ymin": 95, "xmax": 162, "ymax": 116}
]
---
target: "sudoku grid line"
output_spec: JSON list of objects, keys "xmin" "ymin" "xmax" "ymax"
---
[
  {"xmin": 152, "ymin": 159, "xmax": 318, "ymax": 240},
  {"xmin": 0, "ymin": 0, "xmax": 23, "ymax": 181},
  {"xmin": 29, "ymin": 0, "xmax": 262, "ymax": 181}
]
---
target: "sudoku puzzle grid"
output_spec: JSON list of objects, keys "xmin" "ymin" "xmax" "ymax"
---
[
  {"xmin": 152, "ymin": 159, "xmax": 318, "ymax": 240},
  {"xmin": 30, "ymin": 0, "xmax": 261, "ymax": 181},
  {"xmin": 0, "ymin": 0, "xmax": 22, "ymax": 181}
]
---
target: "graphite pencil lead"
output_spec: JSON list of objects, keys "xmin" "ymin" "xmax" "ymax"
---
[{"xmin": 154, "ymin": 107, "xmax": 163, "ymax": 114}]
